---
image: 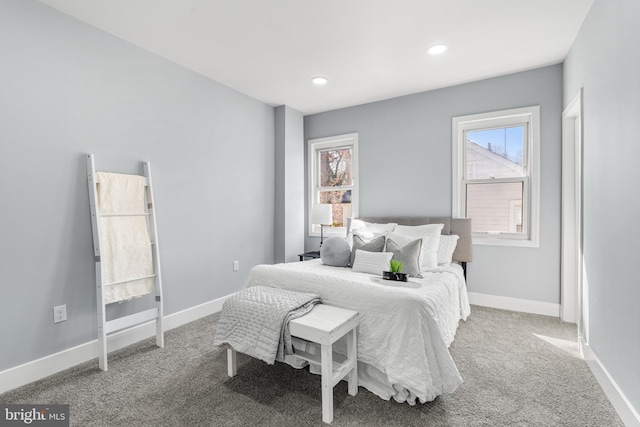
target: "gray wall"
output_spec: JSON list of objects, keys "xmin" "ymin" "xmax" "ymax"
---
[
  {"xmin": 564, "ymin": 0, "xmax": 640, "ymax": 413},
  {"xmin": 274, "ymin": 105, "xmax": 304, "ymax": 263},
  {"xmin": 304, "ymin": 65, "xmax": 563, "ymax": 305},
  {"xmin": 0, "ymin": 0, "xmax": 274, "ymax": 372}
]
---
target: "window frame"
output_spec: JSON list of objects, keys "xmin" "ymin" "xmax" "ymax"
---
[
  {"xmin": 452, "ymin": 106, "xmax": 540, "ymax": 247},
  {"xmin": 308, "ymin": 133, "xmax": 359, "ymax": 238}
]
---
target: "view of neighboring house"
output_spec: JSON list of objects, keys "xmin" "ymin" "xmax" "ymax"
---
[{"xmin": 466, "ymin": 139, "xmax": 524, "ymax": 234}]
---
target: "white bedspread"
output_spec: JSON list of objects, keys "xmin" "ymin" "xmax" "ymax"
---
[{"xmin": 245, "ymin": 260, "xmax": 470, "ymax": 404}]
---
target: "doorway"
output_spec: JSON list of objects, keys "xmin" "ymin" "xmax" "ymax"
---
[{"xmin": 561, "ymin": 90, "xmax": 585, "ymax": 346}]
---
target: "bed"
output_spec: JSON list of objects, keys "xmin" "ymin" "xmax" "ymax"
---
[{"xmin": 244, "ymin": 217, "xmax": 472, "ymax": 405}]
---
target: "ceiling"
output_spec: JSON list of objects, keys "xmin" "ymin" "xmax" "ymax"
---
[{"xmin": 39, "ymin": 0, "xmax": 593, "ymax": 115}]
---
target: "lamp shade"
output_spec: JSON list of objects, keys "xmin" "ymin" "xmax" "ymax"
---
[{"xmin": 311, "ymin": 204, "xmax": 332, "ymax": 225}]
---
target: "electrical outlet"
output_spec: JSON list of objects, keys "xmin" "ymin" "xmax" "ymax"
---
[
  {"xmin": 53, "ymin": 305, "xmax": 67, "ymax": 324},
  {"xmin": 233, "ymin": 260, "xmax": 239, "ymax": 272}
]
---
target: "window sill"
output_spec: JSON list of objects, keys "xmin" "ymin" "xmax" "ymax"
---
[
  {"xmin": 472, "ymin": 237, "xmax": 539, "ymax": 248},
  {"xmin": 308, "ymin": 228, "xmax": 347, "ymax": 239}
]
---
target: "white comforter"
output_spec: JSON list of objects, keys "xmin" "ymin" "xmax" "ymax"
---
[{"xmin": 245, "ymin": 259, "xmax": 470, "ymax": 404}]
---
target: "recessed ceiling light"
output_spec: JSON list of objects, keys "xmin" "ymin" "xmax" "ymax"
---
[
  {"xmin": 311, "ymin": 76, "xmax": 328, "ymax": 85},
  {"xmin": 428, "ymin": 44, "xmax": 448, "ymax": 55}
]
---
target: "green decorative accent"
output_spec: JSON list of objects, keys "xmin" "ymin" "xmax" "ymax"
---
[{"xmin": 389, "ymin": 259, "xmax": 404, "ymax": 273}]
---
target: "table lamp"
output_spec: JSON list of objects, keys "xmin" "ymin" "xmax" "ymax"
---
[{"xmin": 311, "ymin": 204, "xmax": 332, "ymax": 247}]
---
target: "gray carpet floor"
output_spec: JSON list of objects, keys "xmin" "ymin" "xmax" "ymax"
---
[{"xmin": 1, "ymin": 306, "xmax": 623, "ymax": 426}]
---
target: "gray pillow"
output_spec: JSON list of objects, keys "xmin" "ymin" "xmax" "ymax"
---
[
  {"xmin": 320, "ymin": 237, "xmax": 351, "ymax": 267},
  {"xmin": 386, "ymin": 236, "xmax": 423, "ymax": 278},
  {"xmin": 350, "ymin": 234, "xmax": 386, "ymax": 267}
]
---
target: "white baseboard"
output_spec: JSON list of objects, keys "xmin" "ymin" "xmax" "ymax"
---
[
  {"xmin": 0, "ymin": 294, "xmax": 233, "ymax": 395},
  {"xmin": 582, "ymin": 341, "xmax": 640, "ymax": 427},
  {"xmin": 468, "ymin": 291, "xmax": 560, "ymax": 317}
]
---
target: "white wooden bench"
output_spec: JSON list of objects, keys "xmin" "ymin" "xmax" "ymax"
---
[{"xmin": 226, "ymin": 304, "xmax": 359, "ymax": 424}]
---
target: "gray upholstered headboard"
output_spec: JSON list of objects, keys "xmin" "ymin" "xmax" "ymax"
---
[{"xmin": 351, "ymin": 217, "xmax": 472, "ymax": 263}]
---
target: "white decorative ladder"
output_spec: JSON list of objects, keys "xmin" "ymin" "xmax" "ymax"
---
[{"xmin": 86, "ymin": 154, "xmax": 164, "ymax": 371}]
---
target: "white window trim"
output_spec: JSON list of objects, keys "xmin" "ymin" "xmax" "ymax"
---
[
  {"xmin": 452, "ymin": 106, "xmax": 540, "ymax": 247},
  {"xmin": 308, "ymin": 133, "xmax": 359, "ymax": 238}
]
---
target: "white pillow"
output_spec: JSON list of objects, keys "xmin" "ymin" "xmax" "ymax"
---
[
  {"xmin": 438, "ymin": 234, "xmax": 459, "ymax": 266},
  {"xmin": 348, "ymin": 220, "xmax": 397, "ymax": 246},
  {"xmin": 351, "ymin": 249, "xmax": 393, "ymax": 276},
  {"xmin": 393, "ymin": 224, "xmax": 444, "ymax": 269}
]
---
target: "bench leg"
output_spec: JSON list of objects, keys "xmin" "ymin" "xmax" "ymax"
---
[
  {"xmin": 347, "ymin": 328, "xmax": 358, "ymax": 396},
  {"xmin": 227, "ymin": 348, "xmax": 237, "ymax": 377},
  {"xmin": 321, "ymin": 343, "xmax": 334, "ymax": 424}
]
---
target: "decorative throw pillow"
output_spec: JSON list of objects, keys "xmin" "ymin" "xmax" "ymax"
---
[
  {"xmin": 350, "ymin": 232, "xmax": 386, "ymax": 267},
  {"xmin": 437, "ymin": 234, "xmax": 459, "ymax": 266},
  {"xmin": 347, "ymin": 220, "xmax": 397, "ymax": 246},
  {"xmin": 393, "ymin": 224, "xmax": 444, "ymax": 269},
  {"xmin": 385, "ymin": 235, "xmax": 423, "ymax": 278},
  {"xmin": 320, "ymin": 237, "xmax": 351, "ymax": 267},
  {"xmin": 351, "ymin": 250, "xmax": 393, "ymax": 276}
]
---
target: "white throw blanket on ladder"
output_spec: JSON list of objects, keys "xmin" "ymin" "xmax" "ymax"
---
[{"xmin": 96, "ymin": 172, "xmax": 153, "ymax": 304}]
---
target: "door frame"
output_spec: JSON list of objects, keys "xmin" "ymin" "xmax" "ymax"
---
[{"xmin": 560, "ymin": 90, "xmax": 583, "ymax": 332}]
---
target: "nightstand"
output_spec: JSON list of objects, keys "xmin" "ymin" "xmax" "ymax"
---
[{"xmin": 298, "ymin": 251, "xmax": 321, "ymax": 261}]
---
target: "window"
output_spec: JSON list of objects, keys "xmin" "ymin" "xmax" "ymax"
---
[
  {"xmin": 308, "ymin": 133, "xmax": 359, "ymax": 237},
  {"xmin": 452, "ymin": 106, "xmax": 540, "ymax": 247}
]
